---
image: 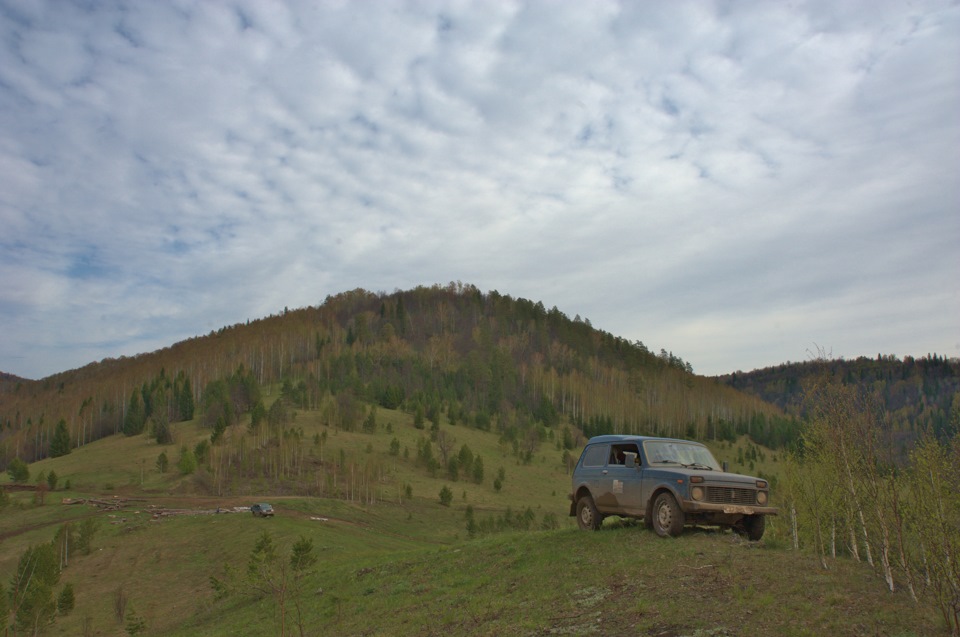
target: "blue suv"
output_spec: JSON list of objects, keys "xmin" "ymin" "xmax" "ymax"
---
[{"xmin": 570, "ymin": 435, "xmax": 776, "ymax": 539}]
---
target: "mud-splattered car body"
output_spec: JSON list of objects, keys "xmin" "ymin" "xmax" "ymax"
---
[{"xmin": 569, "ymin": 435, "xmax": 777, "ymax": 539}]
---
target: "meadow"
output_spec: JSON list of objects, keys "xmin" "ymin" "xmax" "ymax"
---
[{"xmin": 1, "ymin": 404, "xmax": 945, "ymax": 636}]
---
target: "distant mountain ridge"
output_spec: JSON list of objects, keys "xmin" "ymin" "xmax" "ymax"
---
[
  {"xmin": 0, "ymin": 371, "xmax": 27, "ymax": 383},
  {"xmin": 0, "ymin": 283, "xmax": 794, "ymax": 469},
  {"xmin": 720, "ymin": 354, "xmax": 960, "ymax": 442}
]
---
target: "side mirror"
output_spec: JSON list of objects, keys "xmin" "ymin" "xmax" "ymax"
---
[
  {"xmin": 722, "ymin": 461, "xmax": 729, "ymax": 473},
  {"xmin": 624, "ymin": 452, "xmax": 638, "ymax": 469}
]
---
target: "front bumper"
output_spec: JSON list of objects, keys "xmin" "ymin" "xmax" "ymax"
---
[{"xmin": 683, "ymin": 501, "xmax": 779, "ymax": 516}]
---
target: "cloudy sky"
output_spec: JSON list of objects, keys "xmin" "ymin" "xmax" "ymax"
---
[{"xmin": 1, "ymin": 0, "xmax": 958, "ymax": 380}]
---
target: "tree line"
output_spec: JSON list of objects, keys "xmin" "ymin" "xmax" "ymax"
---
[
  {"xmin": 724, "ymin": 354, "xmax": 960, "ymax": 449},
  {"xmin": 1, "ymin": 283, "xmax": 790, "ymax": 472}
]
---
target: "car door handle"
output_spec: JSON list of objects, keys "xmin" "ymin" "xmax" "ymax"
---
[{"xmin": 601, "ymin": 470, "xmax": 608, "ymax": 475}]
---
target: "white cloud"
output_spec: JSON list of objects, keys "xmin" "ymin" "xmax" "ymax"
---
[{"xmin": 0, "ymin": 0, "xmax": 957, "ymax": 378}]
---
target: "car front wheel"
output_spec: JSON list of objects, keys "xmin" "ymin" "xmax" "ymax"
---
[
  {"xmin": 576, "ymin": 495, "xmax": 602, "ymax": 531},
  {"xmin": 651, "ymin": 492, "xmax": 684, "ymax": 538},
  {"xmin": 739, "ymin": 514, "xmax": 765, "ymax": 541}
]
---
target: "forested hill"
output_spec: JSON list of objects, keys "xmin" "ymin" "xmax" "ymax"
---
[
  {"xmin": 720, "ymin": 354, "xmax": 960, "ymax": 441},
  {"xmin": 0, "ymin": 283, "xmax": 795, "ymax": 468}
]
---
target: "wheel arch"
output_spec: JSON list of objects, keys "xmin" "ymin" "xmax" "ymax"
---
[
  {"xmin": 645, "ymin": 485, "xmax": 682, "ymax": 519},
  {"xmin": 570, "ymin": 485, "xmax": 594, "ymax": 516}
]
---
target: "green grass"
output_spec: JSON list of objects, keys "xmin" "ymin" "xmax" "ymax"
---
[{"xmin": 0, "ymin": 411, "xmax": 945, "ymax": 636}]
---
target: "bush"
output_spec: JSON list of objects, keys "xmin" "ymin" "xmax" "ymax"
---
[{"xmin": 7, "ymin": 457, "xmax": 29, "ymax": 483}]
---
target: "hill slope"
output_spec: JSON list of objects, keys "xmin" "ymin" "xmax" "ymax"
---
[
  {"xmin": 0, "ymin": 422, "xmax": 940, "ymax": 637},
  {"xmin": 1, "ymin": 284, "xmax": 796, "ymax": 471}
]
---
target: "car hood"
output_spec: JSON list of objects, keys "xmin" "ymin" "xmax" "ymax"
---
[{"xmin": 651, "ymin": 467, "xmax": 763, "ymax": 486}]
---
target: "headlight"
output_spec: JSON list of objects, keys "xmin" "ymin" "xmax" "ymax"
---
[
  {"xmin": 691, "ymin": 486, "xmax": 704, "ymax": 501},
  {"xmin": 757, "ymin": 491, "xmax": 768, "ymax": 505}
]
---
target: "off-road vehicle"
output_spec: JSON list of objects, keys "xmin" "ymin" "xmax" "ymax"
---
[
  {"xmin": 569, "ymin": 435, "xmax": 776, "ymax": 539},
  {"xmin": 250, "ymin": 503, "xmax": 274, "ymax": 517}
]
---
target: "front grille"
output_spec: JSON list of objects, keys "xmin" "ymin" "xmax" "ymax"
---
[{"xmin": 705, "ymin": 486, "xmax": 756, "ymax": 505}]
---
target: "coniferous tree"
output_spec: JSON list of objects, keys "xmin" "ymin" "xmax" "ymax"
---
[
  {"xmin": 439, "ymin": 485, "xmax": 453, "ymax": 506},
  {"xmin": 49, "ymin": 419, "xmax": 72, "ymax": 457},
  {"xmin": 0, "ymin": 581, "xmax": 7, "ymax": 627},
  {"xmin": 472, "ymin": 456, "xmax": 485, "ymax": 484},
  {"xmin": 177, "ymin": 446, "xmax": 197, "ymax": 475},
  {"xmin": 156, "ymin": 451, "xmax": 169, "ymax": 473},
  {"xmin": 413, "ymin": 404, "xmax": 425, "ymax": 429},
  {"xmin": 123, "ymin": 390, "xmax": 146, "ymax": 436},
  {"xmin": 194, "ymin": 440, "xmax": 210, "ymax": 466},
  {"xmin": 57, "ymin": 583, "xmax": 75, "ymax": 615},
  {"xmin": 289, "ymin": 535, "xmax": 317, "ymax": 636},
  {"xmin": 175, "ymin": 371, "xmax": 195, "ymax": 420},
  {"xmin": 75, "ymin": 518, "xmax": 98, "ymax": 556},
  {"xmin": 250, "ymin": 400, "xmax": 267, "ymax": 432},
  {"xmin": 362, "ymin": 407, "xmax": 377, "ymax": 434},
  {"xmin": 160, "ymin": 415, "xmax": 176, "ymax": 447}
]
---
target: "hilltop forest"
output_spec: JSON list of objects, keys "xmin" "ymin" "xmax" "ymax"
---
[
  {"xmin": 722, "ymin": 354, "xmax": 960, "ymax": 450},
  {"xmin": 0, "ymin": 283, "xmax": 793, "ymax": 472}
]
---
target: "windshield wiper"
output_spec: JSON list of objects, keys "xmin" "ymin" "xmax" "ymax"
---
[
  {"xmin": 681, "ymin": 462, "xmax": 714, "ymax": 471},
  {"xmin": 654, "ymin": 459, "xmax": 679, "ymax": 464}
]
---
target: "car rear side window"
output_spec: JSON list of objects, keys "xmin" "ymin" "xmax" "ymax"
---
[{"xmin": 582, "ymin": 445, "xmax": 608, "ymax": 467}]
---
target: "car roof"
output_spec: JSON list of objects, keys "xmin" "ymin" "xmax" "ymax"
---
[{"xmin": 585, "ymin": 435, "xmax": 706, "ymax": 445}]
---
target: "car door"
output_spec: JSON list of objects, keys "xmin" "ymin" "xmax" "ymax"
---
[{"xmin": 601, "ymin": 443, "xmax": 645, "ymax": 516}]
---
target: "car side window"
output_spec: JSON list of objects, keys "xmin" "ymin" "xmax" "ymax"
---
[
  {"xmin": 582, "ymin": 445, "xmax": 608, "ymax": 467},
  {"xmin": 610, "ymin": 443, "xmax": 641, "ymax": 466}
]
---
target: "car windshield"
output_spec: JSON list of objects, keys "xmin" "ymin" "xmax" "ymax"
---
[{"xmin": 643, "ymin": 441, "xmax": 720, "ymax": 470}]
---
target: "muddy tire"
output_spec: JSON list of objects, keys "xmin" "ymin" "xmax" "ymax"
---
[
  {"xmin": 651, "ymin": 492, "xmax": 684, "ymax": 538},
  {"xmin": 740, "ymin": 514, "xmax": 765, "ymax": 541},
  {"xmin": 576, "ymin": 495, "xmax": 602, "ymax": 531}
]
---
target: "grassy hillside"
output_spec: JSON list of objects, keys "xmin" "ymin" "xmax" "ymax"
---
[{"xmin": 1, "ymin": 406, "xmax": 946, "ymax": 636}]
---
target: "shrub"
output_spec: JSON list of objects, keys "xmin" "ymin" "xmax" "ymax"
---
[{"xmin": 7, "ymin": 457, "xmax": 29, "ymax": 483}]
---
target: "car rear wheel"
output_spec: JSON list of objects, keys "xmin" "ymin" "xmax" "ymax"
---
[
  {"xmin": 651, "ymin": 492, "xmax": 684, "ymax": 538},
  {"xmin": 576, "ymin": 495, "xmax": 602, "ymax": 531}
]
